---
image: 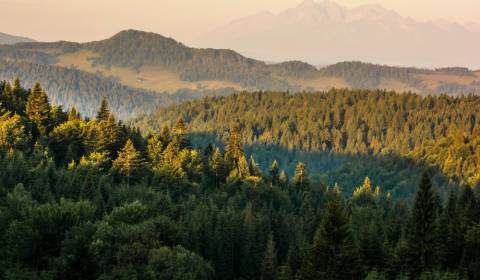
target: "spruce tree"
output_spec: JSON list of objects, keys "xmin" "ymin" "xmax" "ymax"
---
[
  {"xmin": 96, "ymin": 97, "xmax": 110, "ymax": 121},
  {"xmin": 407, "ymin": 172, "xmax": 438, "ymax": 275},
  {"xmin": 26, "ymin": 83, "xmax": 51, "ymax": 135},
  {"xmin": 68, "ymin": 107, "xmax": 79, "ymax": 121},
  {"xmin": 224, "ymin": 125, "xmax": 244, "ymax": 168},
  {"xmin": 249, "ymin": 155, "xmax": 262, "ymax": 177},
  {"xmin": 147, "ymin": 133, "xmax": 163, "ymax": 168},
  {"xmin": 209, "ymin": 147, "xmax": 225, "ymax": 187},
  {"xmin": 158, "ymin": 125, "xmax": 171, "ymax": 148},
  {"xmin": 172, "ymin": 118, "xmax": 190, "ymax": 149},
  {"xmin": 293, "ymin": 162, "xmax": 309, "ymax": 190},
  {"xmin": 270, "ymin": 160, "xmax": 280, "ymax": 185},
  {"xmin": 261, "ymin": 233, "xmax": 277, "ymax": 280},
  {"xmin": 112, "ymin": 139, "xmax": 144, "ymax": 185},
  {"xmin": 279, "ymin": 170, "xmax": 289, "ymax": 187},
  {"xmin": 303, "ymin": 199, "xmax": 359, "ymax": 280}
]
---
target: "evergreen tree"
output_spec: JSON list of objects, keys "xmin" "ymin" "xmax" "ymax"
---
[
  {"xmin": 95, "ymin": 113, "xmax": 120, "ymax": 156},
  {"xmin": 261, "ymin": 233, "xmax": 277, "ymax": 280},
  {"xmin": 68, "ymin": 107, "xmax": 79, "ymax": 121},
  {"xmin": 303, "ymin": 200, "xmax": 359, "ymax": 280},
  {"xmin": 270, "ymin": 160, "xmax": 280, "ymax": 185},
  {"xmin": 249, "ymin": 155, "xmax": 262, "ymax": 177},
  {"xmin": 172, "ymin": 118, "xmax": 190, "ymax": 149},
  {"xmin": 158, "ymin": 125, "xmax": 171, "ymax": 148},
  {"xmin": 147, "ymin": 133, "xmax": 163, "ymax": 168},
  {"xmin": 112, "ymin": 139, "xmax": 145, "ymax": 185},
  {"xmin": 293, "ymin": 162, "xmax": 309, "ymax": 190},
  {"xmin": 209, "ymin": 147, "xmax": 225, "ymax": 187},
  {"xmin": 279, "ymin": 170, "xmax": 289, "ymax": 187},
  {"xmin": 407, "ymin": 172, "xmax": 438, "ymax": 275},
  {"xmin": 224, "ymin": 125, "xmax": 244, "ymax": 168},
  {"xmin": 26, "ymin": 82, "xmax": 51, "ymax": 135},
  {"xmin": 96, "ymin": 97, "xmax": 110, "ymax": 121}
]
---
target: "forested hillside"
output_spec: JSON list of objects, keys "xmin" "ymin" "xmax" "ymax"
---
[
  {"xmin": 135, "ymin": 90, "xmax": 480, "ymax": 195},
  {"xmin": 1, "ymin": 79, "xmax": 479, "ymax": 279},
  {"xmin": 0, "ymin": 61, "xmax": 231, "ymax": 118},
  {"xmin": 2, "ymin": 30, "xmax": 480, "ymax": 100}
]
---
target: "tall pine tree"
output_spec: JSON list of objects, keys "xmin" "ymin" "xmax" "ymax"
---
[{"xmin": 26, "ymin": 83, "xmax": 51, "ymax": 135}]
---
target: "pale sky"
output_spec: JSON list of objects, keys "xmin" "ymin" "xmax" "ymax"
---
[{"xmin": 1, "ymin": 0, "xmax": 479, "ymax": 43}]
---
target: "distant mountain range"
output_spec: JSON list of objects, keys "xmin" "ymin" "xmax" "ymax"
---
[
  {"xmin": 0, "ymin": 32, "xmax": 34, "ymax": 45},
  {"xmin": 194, "ymin": 0, "xmax": 480, "ymax": 69},
  {"xmin": 1, "ymin": 29, "xmax": 480, "ymax": 118}
]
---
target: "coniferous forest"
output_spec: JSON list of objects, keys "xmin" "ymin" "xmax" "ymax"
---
[{"xmin": 1, "ymin": 79, "xmax": 479, "ymax": 280}]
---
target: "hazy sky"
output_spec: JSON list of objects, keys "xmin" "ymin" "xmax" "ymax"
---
[{"xmin": 1, "ymin": 0, "xmax": 479, "ymax": 43}]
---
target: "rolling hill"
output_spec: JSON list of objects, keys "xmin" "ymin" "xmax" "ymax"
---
[{"xmin": 2, "ymin": 29, "xmax": 480, "ymax": 119}]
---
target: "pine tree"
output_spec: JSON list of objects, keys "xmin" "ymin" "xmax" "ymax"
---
[
  {"xmin": 158, "ymin": 125, "xmax": 171, "ymax": 148},
  {"xmin": 224, "ymin": 125, "xmax": 244, "ymax": 169},
  {"xmin": 441, "ymin": 191, "xmax": 463, "ymax": 270},
  {"xmin": 68, "ymin": 107, "xmax": 79, "ymax": 121},
  {"xmin": 172, "ymin": 118, "xmax": 190, "ymax": 149},
  {"xmin": 95, "ymin": 113, "xmax": 120, "ymax": 156},
  {"xmin": 26, "ymin": 82, "xmax": 51, "ymax": 135},
  {"xmin": 261, "ymin": 233, "xmax": 277, "ymax": 280},
  {"xmin": 279, "ymin": 170, "xmax": 289, "ymax": 187},
  {"xmin": 209, "ymin": 147, "xmax": 224, "ymax": 187},
  {"xmin": 293, "ymin": 162, "xmax": 309, "ymax": 190},
  {"xmin": 270, "ymin": 160, "xmax": 280, "ymax": 185},
  {"xmin": 407, "ymin": 172, "xmax": 438, "ymax": 275},
  {"xmin": 249, "ymin": 155, "xmax": 262, "ymax": 177},
  {"xmin": 96, "ymin": 97, "xmax": 110, "ymax": 121},
  {"xmin": 112, "ymin": 139, "xmax": 145, "ymax": 185},
  {"xmin": 303, "ymin": 199, "xmax": 359, "ymax": 280},
  {"xmin": 237, "ymin": 155, "xmax": 250, "ymax": 179},
  {"xmin": 458, "ymin": 185, "xmax": 478, "ymax": 227},
  {"xmin": 147, "ymin": 133, "xmax": 163, "ymax": 168}
]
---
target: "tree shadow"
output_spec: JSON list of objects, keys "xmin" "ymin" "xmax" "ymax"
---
[{"xmin": 190, "ymin": 131, "xmax": 457, "ymax": 201}]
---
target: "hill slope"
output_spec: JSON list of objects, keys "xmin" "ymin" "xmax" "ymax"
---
[
  {"xmin": 135, "ymin": 89, "xmax": 480, "ymax": 193},
  {"xmin": 2, "ymin": 30, "xmax": 480, "ymax": 97},
  {"xmin": 0, "ymin": 32, "xmax": 34, "ymax": 45}
]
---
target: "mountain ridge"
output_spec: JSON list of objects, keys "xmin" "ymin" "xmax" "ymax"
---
[{"xmin": 194, "ymin": 0, "xmax": 480, "ymax": 69}]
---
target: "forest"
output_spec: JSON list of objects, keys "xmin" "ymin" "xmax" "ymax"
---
[
  {"xmin": 134, "ymin": 90, "xmax": 480, "ymax": 197},
  {"xmin": 0, "ymin": 61, "xmax": 234, "ymax": 118},
  {"xmin": 0, "ymin": 79, "xmax": 479, "ymax": 279}
]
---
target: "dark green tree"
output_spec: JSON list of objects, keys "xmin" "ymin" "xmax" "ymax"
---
[
  {"xmin": 407, "ymin": 172, "xmax": 438, "ymax": 275},
  {"xmin": 303, "ymin": 200, "xmax": 359, "ymax": 280}
]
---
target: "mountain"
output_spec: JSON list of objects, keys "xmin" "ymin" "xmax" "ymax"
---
[
  {"xmin": 0, "ymin": 32, "xmax": 34, "ymax": 45},
  {"xmin": 194, "ymin": 0, "xmax": 480, "ymax": 69},
  {"xmin": 2, "ymin": 29, "xmax": 480, "ymax": 120}
]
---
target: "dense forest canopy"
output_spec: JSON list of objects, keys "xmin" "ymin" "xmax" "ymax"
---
[
  {"xmin": 135, "ymin": 90, "xmax": 480, "ymax": 196},
  {"xmin": 1, "ymin": 79, "xmax": 479, "ymax": 279}
]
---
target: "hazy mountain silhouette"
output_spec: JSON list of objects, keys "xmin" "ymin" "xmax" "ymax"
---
[{"xmin": 194, "ymin": 0, "xmax": 480, "ymax": 69}]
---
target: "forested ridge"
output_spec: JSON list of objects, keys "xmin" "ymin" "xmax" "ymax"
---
[
  {"xmin": 2, "ymin": 30, "xmax": 480, "ymax": 97},
  {"xmin": 0, "ymin": 79, "xmax": 479, "ymax": 279},
  {"xmin": 0, "ymin": 61, "xmax": 232, "ymax": 118},
  {"xmin": 135, "ymin": 90, "xmax": 480, "ymax": 196}
]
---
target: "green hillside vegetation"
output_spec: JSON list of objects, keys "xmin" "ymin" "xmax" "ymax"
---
[
  {"xmin": 0, "ymin": 61, "xmax": 231, "ymax": 119},
  {"xmin": 1, "ymin": 79, "xmax": 479, "ymax": 279},
  {"xmin": 135, "ymin": 90, "xmax": 480, "ymax": 195}
]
